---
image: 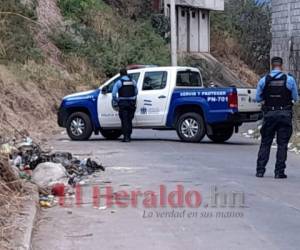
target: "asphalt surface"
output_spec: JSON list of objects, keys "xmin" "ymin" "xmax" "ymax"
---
[{"xmin": 32, "ymin": 130, "xmax": 300, "ymax": 250}]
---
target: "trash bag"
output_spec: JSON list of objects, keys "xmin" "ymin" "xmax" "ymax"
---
[
  {"xmin": 50, "ymin": 152, "xmax": 73, "ymax": 167},
  {"xmin": 0, "ymin": 143, "xmax": 17, "ymax": 155},
  {"xmin": 32, "ymin": 162, "xmax": 68, "ymax": 188},
  {"xmin": 86, "ymin": 158, "xmax": 105, "ymax": 172}
]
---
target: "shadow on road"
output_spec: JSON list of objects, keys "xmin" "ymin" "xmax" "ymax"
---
[{"xmin": 58, "ymin": 137, "xmax": 259, "ymax": 146}]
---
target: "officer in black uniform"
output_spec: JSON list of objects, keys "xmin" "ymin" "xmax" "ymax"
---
[
  {"xmin": 256, "ymin": 57, "xmax": 299, "ymax": 179},
  {"xmin": 112, "ymin": 68, "xmax": 138, "ymax": 142}
]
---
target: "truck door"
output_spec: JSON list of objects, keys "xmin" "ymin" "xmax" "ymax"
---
[
  {"xmin": 135, "ymin": 70, "xmax": 170, "ymax": 127},
  {"xmin": 98, "ymin": 73, "xmax": 140, "ymax": 128}
]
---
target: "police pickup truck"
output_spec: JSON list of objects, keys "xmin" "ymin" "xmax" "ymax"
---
[{"xmin": 58, "ymin": 66, "xmax": 262, "ymax": 143}]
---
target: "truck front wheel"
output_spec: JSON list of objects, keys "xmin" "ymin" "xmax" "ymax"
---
[
  {"xmin": 66, "ymin": 112, "xmax": 93, "ymax": 141},
  {"xmin": 176, "ymin": 112, "xmax": 206, "ymax": 143},
  {"xmin": 100, "ymin": 129, "xmax": 122, "ymax": 140},
  {"xmin": 207, "ymin": 126, "xmax": 234, "ymax": 143}
]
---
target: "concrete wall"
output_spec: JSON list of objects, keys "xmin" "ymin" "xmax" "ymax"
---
[
  {"xmin": 271, "ymin": 0, "xmax": 300, "ymax": 83},
  {"xmin": 199, "ymin": 10, "xmax": 209, "ymax": 52},
  {"xmin": 271, "ymin": 0, "xmax": 300, "ymax": 129},
  {"xmin": 189, "ymin": 9, "xmax": 199, "ymax": 52},
  {"xmin": 177, "ymin": 6, "xmax": 188, "ymax": 52},
  {"xmin": 176, "ymin": 7, "xmax": 210, "ymax": 53}
]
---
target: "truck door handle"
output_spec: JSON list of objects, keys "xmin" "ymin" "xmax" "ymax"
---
[{"xmin": 158, "ymin": 95, "xmax": 166, "ymax": 99}]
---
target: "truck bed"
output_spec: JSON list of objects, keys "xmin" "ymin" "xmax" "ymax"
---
[{"xmin": 237, "ymin": 87, "xmax": 261, "ymax": 113}]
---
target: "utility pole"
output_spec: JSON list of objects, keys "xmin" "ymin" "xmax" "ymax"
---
[{"xmin": 170, "ymin": 0, "xmax": 177, "ymax": 66}]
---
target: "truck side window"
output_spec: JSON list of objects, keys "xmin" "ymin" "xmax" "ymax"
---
[
  {"xmin": 142, "ymin": 71, "xmax": 168, "ymax": 91},
  {"xmin": 106, "ymin": 73, "xmax": 140, "ymax": 93},
  {"xmin": 177, "ymin": 71, "xmax": 201, "ymax": 87}
]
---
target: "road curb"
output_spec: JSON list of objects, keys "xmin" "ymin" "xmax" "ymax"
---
[{"xmin": 15, "ymin": 183, "xmax": 39, "ymax": 250}]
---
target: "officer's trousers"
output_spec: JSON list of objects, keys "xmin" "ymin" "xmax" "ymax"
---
[
  {"xmin": 257, "ymin": 110, "xmax": 293, "ymax": 175},
  {"xmin": 118, "ymin": 100, "xmax": 136, "ymax": 138}
]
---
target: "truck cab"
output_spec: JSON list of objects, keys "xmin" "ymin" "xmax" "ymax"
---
[{"xmin": 58, "ymin": 66, "xmax": 262, "ymax": 143}]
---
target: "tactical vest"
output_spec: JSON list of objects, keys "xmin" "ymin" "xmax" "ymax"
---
[
  {"xmin": 118, "ymin": 78, "xmax": 136, "ymax": 98},
  {"xmin": 262, "ymin": 72, "xmax": 292, "ymax": 108}
]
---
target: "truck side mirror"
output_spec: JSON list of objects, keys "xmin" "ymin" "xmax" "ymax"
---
[{"xmin": 102, "ymin": 86, "xmax": 108, "ymax": 95}]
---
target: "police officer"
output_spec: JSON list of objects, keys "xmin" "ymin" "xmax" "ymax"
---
[
  {"xmin": 112, "ymin": 68, "xmax": 138, "ymax": 142},
  {"xmin": 256, "ymin": 57, "xmax": 299, "ymax": 179}
]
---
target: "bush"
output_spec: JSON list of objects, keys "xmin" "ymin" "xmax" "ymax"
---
[
  {"xmin": 211, "ymin": 0, "xmax": 271, "ymax": 74},
  {"xmin": 58, "ymin": 0, "xmax": 106, "ymax": 19},
  {"xmin": 0, "ymin": 0, "xmax": 43, "ymax": 63},
  {"xmin": 53, "ymin": 2, "xmax": 170, "ymax": 77},
  {"xmin": 151, "ymin": 14, "xmax": 170, "ymax": 41}
]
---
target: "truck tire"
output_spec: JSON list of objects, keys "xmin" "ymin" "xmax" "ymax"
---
[
  {"xmin": 207, "ymin": 126, "xmax": 234, "ymax": 143},
  {"xmin": 100, "ymin": 129, "xmax": 122, "ymax": 140},
  {"xmin": 66, "ymin": 112, "xmax": 93, "ymax": 141},
  {"xmin": 176, "ymin": 112, "xmax": 206, "ymax": 143}
]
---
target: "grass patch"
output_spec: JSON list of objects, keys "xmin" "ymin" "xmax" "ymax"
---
[
  {"xmin": 53, "ymin": 1, "xmax": 170, "ymax": 77},
  {"xmin": 0, "ymin": 0, "xmax": 43, "ymax": 64},
  {"xmin": 58, "ymin": 0, "xmax": 109, "ymax": 19}
]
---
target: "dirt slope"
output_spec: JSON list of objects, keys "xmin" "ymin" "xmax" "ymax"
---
[
  {"xmin": 0, "ymin": 64, "xmax": 75, "ymax": 141},
  {"xmin": 35, "ymin": 0, "xmax": 64, "ymax": 67},
  {"xmin": 211, "ymin": 35, "xmax": 260, "ymax": 86}
]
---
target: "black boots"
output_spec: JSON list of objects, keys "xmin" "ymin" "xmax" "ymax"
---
[
  {"xmin": 275, "ymin": 173, "xmax": 287, "ymax": 179},
  {"xmin": 122, "ymin": 136, "xmax": 131, "ymax": 143},
  {"xmin": 256, "ymin": 172, "xmax": 264, "ymax": 178},
  {"xmin": 256, "ymin": 172, "xmax": 287, "ymax": 179}
]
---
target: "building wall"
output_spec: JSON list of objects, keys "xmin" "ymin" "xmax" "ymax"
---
[
  {"xmin": 271, "ymin": 0, "xmax": 300, "ymax": 129},
  {"xmin": 199, "ymin": 10, "xmax": 209, "ymax": 52},
  {"xmin": 271, "ymin": 0, "xmax": 300, "ymax": 83},
  {"xmin": 164, "ymin": 0, "xmax": 224, "ymax": 11},
  {"xmin": 176, "ymin": 7, "xmax": 210, "ymax": 53},
  {"xmin": 177, "ymin": 6, "xmax": 189, "ymax": 52}
]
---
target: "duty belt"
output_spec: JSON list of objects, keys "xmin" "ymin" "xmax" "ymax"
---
[{"xmin": 263, "ymin": 105, "xmax": 293, "ymax": 111}]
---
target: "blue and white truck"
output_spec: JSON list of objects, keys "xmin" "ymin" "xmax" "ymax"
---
[{"xmin": 58, "ymin": 66, "xmax": 262, "ymax": 143}]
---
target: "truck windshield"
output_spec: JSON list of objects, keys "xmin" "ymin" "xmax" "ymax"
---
[{"xmin": 176, "ymin": 71, "xmax": 202, "ymax": 87}]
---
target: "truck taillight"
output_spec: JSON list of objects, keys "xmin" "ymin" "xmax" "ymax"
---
[{"xmin": 228, "ymin": 92, "xmax": 238, "ymax": 109}]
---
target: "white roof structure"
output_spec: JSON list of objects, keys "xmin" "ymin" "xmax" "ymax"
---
[{"xmin": 164, "ymin": 0, "xmax": 224, "ymax": 11}]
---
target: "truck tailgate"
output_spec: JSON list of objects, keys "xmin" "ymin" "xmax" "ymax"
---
[{"xmin": 237, "ymin": 88, "xmax": 261, "ymax": 113}]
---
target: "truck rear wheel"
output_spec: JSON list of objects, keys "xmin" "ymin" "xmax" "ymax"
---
[
  {"xmin": 207, "ymin": 126, "xmax": 234, "ymax": 143},
  {"xmin": 176, "ymin": 112, "xmax": 206, "ymax": 143},
  {"xmin": 66, "ymin": 112, "xmax": 93, "ymax": 141},
  {"xmin": 100, "ymin": 129, "xmax": 122, "ymax": 140}
]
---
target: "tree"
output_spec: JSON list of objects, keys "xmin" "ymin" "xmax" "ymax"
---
[{"xmin": 211, "ymin": 0, "xmax": 271, "ymax": 74}]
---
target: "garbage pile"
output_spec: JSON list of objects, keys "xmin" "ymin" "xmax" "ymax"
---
[{"xmin": 0, "ymin": 137, "xmax": 105, "ymax": 190}]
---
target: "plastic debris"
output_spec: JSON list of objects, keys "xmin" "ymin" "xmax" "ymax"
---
[
  {"xmin": 32, "ymin": 162, "xmax": 68, "ymax": 188},
  {"xmin": 52, "ymin": 183, "xmax": 66, "ymax": 196},
  {"xmin": 1, "ymin": 137, "xmax": 106, "ymax": 209},
  {"xmin": 0, "ymin": 143, "xmax": 17, "ymax": 155},
  {"xmin": 39, "ymin": 195, "xmax": 55, "ymax": 208},
  {"xmin": 13, "ymin": 154, "xmax": 23, "ymax": 168}
]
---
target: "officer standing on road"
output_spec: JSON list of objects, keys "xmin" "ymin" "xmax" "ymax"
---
[
  {"xmin": 112, "ymin": 68, "xmax": 138, "ymax": 143},
  {"xmin": 256, "ymin": 57, "xmax": 299, "ymax": 179}
]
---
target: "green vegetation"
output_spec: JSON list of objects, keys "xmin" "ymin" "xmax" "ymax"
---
[
  {"xmin": 211, "ymin": 0, "xmax": 271, "ymax": 74},
  {"xmin": 58, "ymin": 0, "xmax": 109, "ymax": 18},
  {"xmin": 0, "ymin": 0, "xmax": 43, "ymax": 64},
  {"xmin": 55, "ymin": 0, "xmax": 170, "ymax": 77},
  {"xmin": 1, "ymin": 0, "xmax": 169, "ymax": 78}
]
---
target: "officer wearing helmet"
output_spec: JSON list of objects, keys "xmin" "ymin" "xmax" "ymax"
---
[
  {"xmin": 256, "ymin": 57, "xmax": 299, "ymax": 179},
  {"xmin": 112, "ymin": 68, "xmax": 138, "ymax": 142}
]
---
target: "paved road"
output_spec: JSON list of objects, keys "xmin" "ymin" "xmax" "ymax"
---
[{"xmin": 32, "ymin": 130, "xmax": 300, "ymax": 250}]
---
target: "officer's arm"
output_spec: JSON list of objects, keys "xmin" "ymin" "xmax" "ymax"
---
[
  {"xmin": 112, "ymin": 80, "xmax": 121, "ymax": 101},
  {"xmin": 289, "ymin": 77, "xmax": 299, "ymax": 103},
  {"xmin": 256, "ymin": 77, "xmax": 266, "ymax": 103}
]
